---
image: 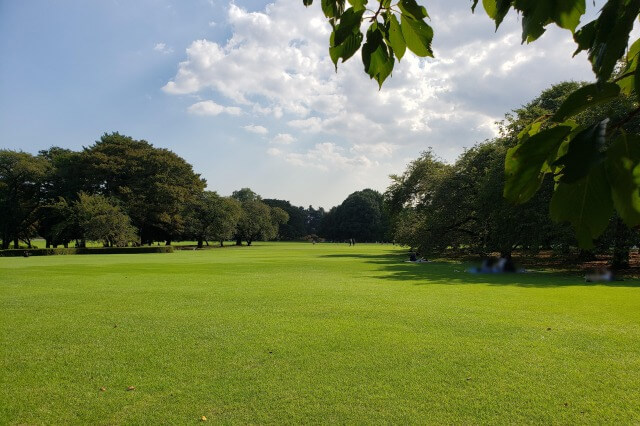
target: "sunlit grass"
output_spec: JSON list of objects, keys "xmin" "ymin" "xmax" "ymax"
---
[{"xmin": 1, "ymin": 242, "xmax": 639, "ymax": 423}]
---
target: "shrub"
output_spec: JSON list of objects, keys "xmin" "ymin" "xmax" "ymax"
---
[{"xmin": 0, "ymin": 246, "xmax": 174, "ymax": 257}]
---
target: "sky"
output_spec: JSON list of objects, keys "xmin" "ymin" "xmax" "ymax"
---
[{"xmin": 0, "ymin": 0, "xmax": 605, "ymax": 208}]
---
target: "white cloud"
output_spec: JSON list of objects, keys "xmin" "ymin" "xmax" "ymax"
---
[
  {"xmin": 271, "ymin": 133, "xmax": 296, "ymax": 144},
  {"xmin": 188, "ymin": 100, "xmax": 241, "ymax": 116},
  {"xmin": 244, "ymin": 124, "xmax": 268, "ymax": 134},
  {"xmin": 153, "ymin": 42, "xmax": 173, "ymax": 54},
  {"xmin": 280, "ymin": 142, "xmax": 376, "ymax": 171},
  {"xmin": 162, "ymin": 0, "xmax": 601, "ymax": 206}
]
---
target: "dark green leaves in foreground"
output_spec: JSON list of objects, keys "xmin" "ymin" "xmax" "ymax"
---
[
  {"xmin": 605, "ymin": 133, "xmax": 640, "ymax": 227},
  {"xmin": 504, "ymin": 126, "xmax": 572, "ymax": 204},
  {"xmin": 550, "ymin": 164, "xmax": 613, "ymax": 249}
]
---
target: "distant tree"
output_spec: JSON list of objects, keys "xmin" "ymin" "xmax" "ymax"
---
[
  {"xmin": 185, "ymin": 191, "xmax": 242, "ymax": 247},
  {"xmin": 73, "ymin": 192, "xmax": 137, "ymax": 247},
  {"xmin": 0, "ymin": 150, "xmax": 50, "ymax": 249},
  {"xmin": 263, "ymin": 199, "xmax": 307, "ymax": 240},
  {"xmin": 231, "ymin": 187, "xmax": 261, "ymax": 203},
  {"xmin": 321, "ymin": 189, "xmax": 388, "ymax": 242},
  {"xmin": 232, "ymin": 189, "xmax": 290, "ymax": 245},
  {"xmin": 37, "ymin": 147, "xmax": 93, "ymax": 247},
  {"xmin": 305, "ymin": 205, "xmax": 325, "ymax": 236},
  {"xmin": 85, "ymin": 132, "xmax": 206, "ymax": 245}
]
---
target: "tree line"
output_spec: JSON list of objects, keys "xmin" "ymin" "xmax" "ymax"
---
[
  {"xmin": 3, "ymin": 80, "xmax": 639, "ymax": 267},
  {"xmin": 385, "ymin": 82, "xmax": 640, "ymax": 269}
]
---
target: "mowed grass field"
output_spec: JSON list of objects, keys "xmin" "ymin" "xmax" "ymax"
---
[{"xmin": 1, "ymin": 243, "xmax": 639, "ymax": 424}]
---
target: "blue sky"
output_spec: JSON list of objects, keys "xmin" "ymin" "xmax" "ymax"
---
[{"xmin": 0, "ymin": 0, "xmax": 603, "ymax": 208}]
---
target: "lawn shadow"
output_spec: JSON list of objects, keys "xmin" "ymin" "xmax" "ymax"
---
[{"xmin": 318, "ymin": 253, "xmax": 640, "ymax": 288}]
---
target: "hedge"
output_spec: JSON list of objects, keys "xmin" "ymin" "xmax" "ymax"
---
[{"xmin": 0, "ymin": 246, "xmax": 174, "ymax": 257}]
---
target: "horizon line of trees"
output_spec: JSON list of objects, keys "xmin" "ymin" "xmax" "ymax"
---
[{"xmin": 3, "ymin": 80, "xmax": 640, "ymax": 268}]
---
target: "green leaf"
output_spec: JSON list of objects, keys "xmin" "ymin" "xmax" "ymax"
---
[
  {"xmin": 333, "ymin": 7, "xmax": 364, "ymax": 46},
  {"xmin": 504, "ymin": 125, "xmax": 573, "ymax": 204},
  {"xmin": 606, "ymin": 133, "xmax": 640, "ymax": 227},
  {"xmin": 554, "ymin": 120, "xmax": 608, "ymax": 183},
  {"xmin": 322, "ymin": 0, "xmax": 339, "ymax": 18},
  {"xmin": 328, "ymin": 7, "xmax": 365, "ymax": 69},
  {"xmin": 552, "ymin": 0, "xmax": 586, "ymax": 33},
  {"xmin": 387, "ymin": 14, "xmax": 406, "ymax": 61},
  {"xmin": 347, "ymin": 0, "xmax": 367, "ymax": 12},
  {"xmin": 361, "ymin": 23, "xmax": 395, "ymax": 88},
  {"xmin": 329, "ymin": 30, "xmax": 364, "ymax": 68},
  {"xmin": 400, "ymin": 14, "xmax": 433, "ymax": 57},
  {"xmin": 483, "ymin": 0, "xmax": 511, "ymax": 29},
  {"xmin": 550, "ymin": 82, "xmax": 620, "ymax": 122},
  {"xmin": 398, "ymin": 0, "xmax": 429, "ymax": 20},
  {"xmin": 573, "ymin": 0, "xmax": 640, "ymax": 83},
  {"xmin": 550, "ymin": 164, "xmax": 613, "ymax": 248}
]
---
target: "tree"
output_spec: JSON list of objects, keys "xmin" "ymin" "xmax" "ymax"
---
[
  {"xmin": 37, "ymin": 147, "xmax": 93, "ymax": 248},
  {"xmin": 0, "ymin": 150, "xmax": 50, "ymax": 249},
  {"xmin": 263, "ymin": 199, "xmax": 308, "ymax": 240},
  {"xmin": 232, "ymin": 189, "xmax": 290, "ymax": 245},
  {"xmin": 185, "ymin": 191, "xmax": 242, "ymax": 247},
  {"xmin": 73, "ymin": 192, "xmax": 137, "ymax": 247},
  {"xmin": 305, "ymin": 0, "xmax": 640, "ymax": 248},
  {"xmin": 85, "ymin": 132, "xmax": 206, "ymax": 245},
  {"xmin": 321, "ymin": 189, "xmax": 388, "ymax": 242}
]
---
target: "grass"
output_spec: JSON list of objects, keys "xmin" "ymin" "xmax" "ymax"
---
[{"xmin": 1, "ymin": 242, "xmax": 639, "ymax": 424}]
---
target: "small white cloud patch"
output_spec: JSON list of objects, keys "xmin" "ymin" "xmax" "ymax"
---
[
  {"xmin": 244, "ymin": 124, "xmax": 269, "ymax": 134},
  {"xmin": 153, "ymin": 42, "xmax": 173, "ymax": 54},
  {"xmin": 188, "ymin": 100, "xmax": 242, "ymax": 116}
]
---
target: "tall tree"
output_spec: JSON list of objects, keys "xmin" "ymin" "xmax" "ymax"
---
[
  {"xmin": 85, "ymin": 132, "xmax": 206, "ymax": 245},
  {"xmin": 0, "ymin": 150, "xmax": 50, "ymax": 249}
]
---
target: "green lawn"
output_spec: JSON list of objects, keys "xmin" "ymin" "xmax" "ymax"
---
[{"xmin": 1, "ymin": 243, "xmax": 639, "ymax": 424}]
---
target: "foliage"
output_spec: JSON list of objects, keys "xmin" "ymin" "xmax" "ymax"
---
[
  {"xmin": 185, "ymin": 191, "xmax": 242, "ymax": 247},
  {"xmin": 233, "ymin": 189, "xmax": 290, "ymax": 245},
  {"xmin": 0, "ymin": 246, "xmax": 174, "ymax": 256},
  {"xmin": 85, "ymin": 132, "xmax": 206, "ymax": 244},
  {"xmin": 320, "ymin": 189, "xmax": 388, "ymax": 242},
  {"xmin": 305, "ymin": 0, "xmax": 640, "ymax": 247},
  {"xmin": 0, "ymin": 150, "xmax": 50, "ymax": 249}
]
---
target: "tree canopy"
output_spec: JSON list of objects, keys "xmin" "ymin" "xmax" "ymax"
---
[{"xmin": 304, "ymin": 0, "xmax": 640, "ymax": 247}]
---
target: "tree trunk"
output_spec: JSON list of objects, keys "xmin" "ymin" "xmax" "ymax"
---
[
  {"xmin": 166, "ymin": 240, "xmax": 172, "ymax": 246},
  {"xmin": 13, "ymin": 237, "xmax": 19, "ymax": 249},
  {"xmin": 236, "ymin": 237, "xmax": 242, "ymax": 246},
  {"xmin": 205, "ymin": 240, "xmax": 209, "ymax": 246},
  {"xmin": 220, "ymin": 240, "xmax": 224, "ymax": 247},
  {"xmin": 246, "ymin": 239, "xmax": 252, "ymax": 246},
  {"xmin": 63, "ymin": 241, "xmax": 69, "ymax": 248},
  {"xmin": 197, "ymin": 238, "xmax": 203, "ymax": 248},
  {"xmin": 46, "ymin": 239, "xmax": 51, "ymax": 248}
]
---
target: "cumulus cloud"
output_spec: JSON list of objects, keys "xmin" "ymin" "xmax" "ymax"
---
[
  {"xmin": 153, "ymin": 42, "xmax": 173, "ymax": 54},
  {"xmin": 274, "ymin": 142, "xmax": 376, "ymax": 171},
  {"xmin": 188, "ymin": 100, "xmax": 241, "ymax": 116},
  {"xmin": 244, "ymin": 124, "xmax": 268, "ymax": 134},
  {"xmin": 271, "ymin": 133, "xmax": 296, "ymax": 144},
  {"xmin": 164, "ymin": 0, "xmax": 599, "ymax": 172}
]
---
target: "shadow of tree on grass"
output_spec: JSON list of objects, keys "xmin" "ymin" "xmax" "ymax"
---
[{"xmin": 318, "ymin": 253, "xmax": 640, "ymax": 288}]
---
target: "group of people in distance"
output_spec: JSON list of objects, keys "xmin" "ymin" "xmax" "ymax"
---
[{"xmin": 469, "ymin": 255, "xmax": 517, "ymax": 274}]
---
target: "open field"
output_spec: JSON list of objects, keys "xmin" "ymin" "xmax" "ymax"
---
[{"xmin": 1, "ymin": 242, "xmax": 639, "ymax": 424}]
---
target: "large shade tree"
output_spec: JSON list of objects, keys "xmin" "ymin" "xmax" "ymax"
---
[{"xmin": 85, "ymin": 132, "xmax": 206, "ymax": 245}]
